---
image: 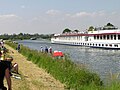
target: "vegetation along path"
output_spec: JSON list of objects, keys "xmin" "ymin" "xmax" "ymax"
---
[{"xmin": 5, "ymin": 44, "xmax": 65, "ymax": 90}]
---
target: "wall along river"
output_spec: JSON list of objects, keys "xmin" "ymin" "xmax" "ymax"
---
[{"xmin": 17, "ymin": 39, "xmax": 120, "ymax": 83}]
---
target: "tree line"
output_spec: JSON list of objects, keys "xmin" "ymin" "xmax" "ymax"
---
[{"xmin": 0, "ymin": 33, "xmax": 52, "ymax": 40}]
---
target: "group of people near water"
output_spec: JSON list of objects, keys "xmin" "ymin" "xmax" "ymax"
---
[
  {"xmin": 40, "ymin": 46, "xmax": 52, "ymax": 54},
  {"xmin": 40, "ymin": 46, "xmax": 64, "ymax": 59},
  {"xmin": 0, "ymin": 39, "xmax": 19, "ymax": 90}
]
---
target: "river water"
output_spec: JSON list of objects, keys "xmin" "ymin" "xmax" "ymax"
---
[{"xmin": 17, "ymin": 39, "xmax": 120, "ymax": 82}]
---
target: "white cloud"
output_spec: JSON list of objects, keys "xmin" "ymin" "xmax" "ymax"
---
[
  {"xmin": 46, "ymin": 9, "xmax": 61, "ymax": 16},
  {"xmin": 75, "ymin": 12, "xmax": 91, "ymax": 17},
  {"xmin": 70, "ymin": 11, "xmax": 106, "ymax": 18},
  {"xmin": 0, "ymin": 14, "xmax": 18, "ymax": 19},
  {"xmin": 0, "ymin": 11, "xmax": 120, "ymax": 34},
  {"xmin": 26, "ymin": 11, "xmax": 120, "ymax": 34}
]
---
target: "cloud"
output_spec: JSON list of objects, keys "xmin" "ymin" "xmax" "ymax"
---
[
  {"xmin": 0, "ymin": 14, "xmax": 19, "ymax": 19},
  {"xmin": 46, "ymin": 9, "xmax": 61, "ymax": 16},
  {"xmin": 0, "ymin": 11, "xmax": 120, "ymax": 34},
  {"xmin": 75, "ymin": 12, "xmax": 92, "ymax": 17},
  {"xmin": 27, "ymin": 11, "xmax": 120, "ymax": 34},
  {"xmin": 70, "ymin": 11, "xmax": 106, "ymax": 18}
]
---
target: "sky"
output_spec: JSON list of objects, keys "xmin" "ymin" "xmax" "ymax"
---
[{"xmin": 0, "ymin": 0, "xmax": 120, "ymax": 34}]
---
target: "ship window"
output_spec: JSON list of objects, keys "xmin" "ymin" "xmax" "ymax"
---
[
  {"xmin": 97, "ymin": 35, "xmax": 99, "ymax": 39},
  {"xmin": 106, "ymin": 44, "xmax": 108, "ymax": 46},
  {"xmin": 102, "ymin": 44, "xmax": 104, "ymax": 46},
  {"xmin": 114, "ymin": 35, "xmax": 116, "ymax": 40},
  {"xmin": 103, "ymin": 35, "xmax": 106, "ymax": 40},
  {"xmin": 99, "ymin": 44, "xmax": 101, "ymax": 46},
  {"xmin": 118, "ymin": 35, "xmax": 120, "ymax": 40},
  {"xmin": 90, "ymin": 43, "xmax": 92, "ymax": 45},
  {"xmin": 107, "ymin": 35, "xmax": 109, "ymax": 40},
  {"xmin": 88, "ymin": 43, "xmax": 89, "ymax": 45},
  {"xmin": 109, "ymin": 44, "xmax": 112, "ymax": 47},
  {"xmin": 94, "ymin": 36, "xmax": 96, "ymax": 39},
  {"xmin": 96, "ymin": 44, "xmax": 97, "ymax": 46},
  {"xmin": 114, "ymin": 44, "xmax": 118, "ymax": 47}
]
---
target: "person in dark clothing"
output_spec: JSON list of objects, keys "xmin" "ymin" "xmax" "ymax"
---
[
  {"xmin": 3, "ymin": 60, "xmax": 12, "ymax": 76},
  {"xmin": 45, "ymin": 46, "xmax": 48, "ymax": 53},
  {"xmin": 5, "ymin": 57, "xmax": 19, "ymax": 75},
  {"xmin": 0, "ymin": 60, "xmax": 12, "ymax": 90},
  {"xmin": 17, "ymin": 44, "xmax": 20, "ymax": 52}
]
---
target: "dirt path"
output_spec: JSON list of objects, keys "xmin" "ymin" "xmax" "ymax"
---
[{"xmin": 5, "ymin": 44, "xmax": 65, "ymax": 90}]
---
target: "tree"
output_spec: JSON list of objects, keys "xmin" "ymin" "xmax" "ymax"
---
[
  {"xmin": 103, "ymin": 23, "xmax": 115, "ymax": 30},
  {"xmin": 62, "ymin": 28, "xmax": 71, "ymax": 33},
  {"xmin": 88, "ymin": 26, "xmax": 94, "ymax": 31},
  {"xmin": 74, "ymin": 29, "xmax": 79, "ymax": 32},
  {"xmin": 106, "ymin": 23, "xmax": 114, "ymax": 26}
]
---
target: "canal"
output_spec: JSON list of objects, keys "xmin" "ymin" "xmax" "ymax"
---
[{"xmin": 17, "ymin": 39, "xmax": 120, "ymax": 82}]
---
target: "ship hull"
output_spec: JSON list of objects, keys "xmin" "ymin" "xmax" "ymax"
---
[{"xmin": 51, "ymin": 40, "xmax": 120, "ymax": 50}]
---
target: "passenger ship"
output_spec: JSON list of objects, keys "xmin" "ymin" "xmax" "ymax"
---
[{"xmin": 51, "ymin": 24, "xmax": 120, "ymax": 49}]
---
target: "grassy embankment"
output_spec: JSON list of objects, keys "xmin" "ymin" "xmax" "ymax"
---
[{"xmin": 6, "ymin": 41, "xmax": 120, "ymax": 90}]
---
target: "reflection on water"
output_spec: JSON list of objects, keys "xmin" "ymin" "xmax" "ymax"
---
[{"xmin": 17, "ymin": 40, "xmax": 120, "ymax": 81}]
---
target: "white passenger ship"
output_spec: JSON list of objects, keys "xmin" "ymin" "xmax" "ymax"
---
[{"xmin": 51, "ymin": 24, "xmax": 120, "ymax": 49}]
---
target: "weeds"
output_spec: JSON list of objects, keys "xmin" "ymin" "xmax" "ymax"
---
[{"xmin": 6, "ymin": 41, "xmax": 104, "ymax": 90}]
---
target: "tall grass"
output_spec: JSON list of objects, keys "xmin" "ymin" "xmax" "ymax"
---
[{"xmin": 6, "ymin": 41, "xmax": 103, "ymax": 89}]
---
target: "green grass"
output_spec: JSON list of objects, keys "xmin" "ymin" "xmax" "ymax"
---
[{"xmin": 5, "ymin": 41, "xmax": 112, "ymax": 90}]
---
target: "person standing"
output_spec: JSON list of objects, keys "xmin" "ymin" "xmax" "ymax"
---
[
  {"xmin": 40, "ymin": 46, "xmax": 44, "ymax": 53},
  {"xmin": 45, "ymin": 46, "xmax": 48, "ymax": 53},
  {"xmin": 0, "ymin": 39, "xmax": 4, "ymax": 48},
  {"xmin": 17, "ymin": 44, "xmax": 20, "ymax": 52},
  {"xmin": 49, "ymin": 47, "xmax": 52, "ymax": 54},
  {"xmin": 0, "ymin": 60, "xmax": 12, "ymax": 90}
]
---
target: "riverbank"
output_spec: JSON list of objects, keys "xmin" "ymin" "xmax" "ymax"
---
[
  {"xmin": 4, "ymin": 44, "xmax": 64, "ymax": 90},
  {"xmin": 4, "ymin": 41, "xmax": 120, "ymax": 90},
  {"xmin": 5, "ymin": 41, "xmax": 102, "ymax": 90}
]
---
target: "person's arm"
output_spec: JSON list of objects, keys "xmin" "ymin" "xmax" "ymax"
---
[{"xmin": 5, "ymin": 68, "xmax": 12, "ymax": 90}]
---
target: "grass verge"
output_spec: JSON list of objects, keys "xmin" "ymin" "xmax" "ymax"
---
[{"xmin": 6, "ymin": 41, "xmax": 103, "ymax": 90}]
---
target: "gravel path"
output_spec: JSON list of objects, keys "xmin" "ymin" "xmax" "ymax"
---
[{"xmin": 5, "ymin": 44, "xmax": 65, "ymax": 90}]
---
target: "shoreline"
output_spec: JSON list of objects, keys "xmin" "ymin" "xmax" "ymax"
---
[
  {"xmin": 4, "ymin": 44, "xmax": 64, "ymax": 90},
  {"xmin": 5, "ymin": 41, "xmax": 102, "ymax": 90}
]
